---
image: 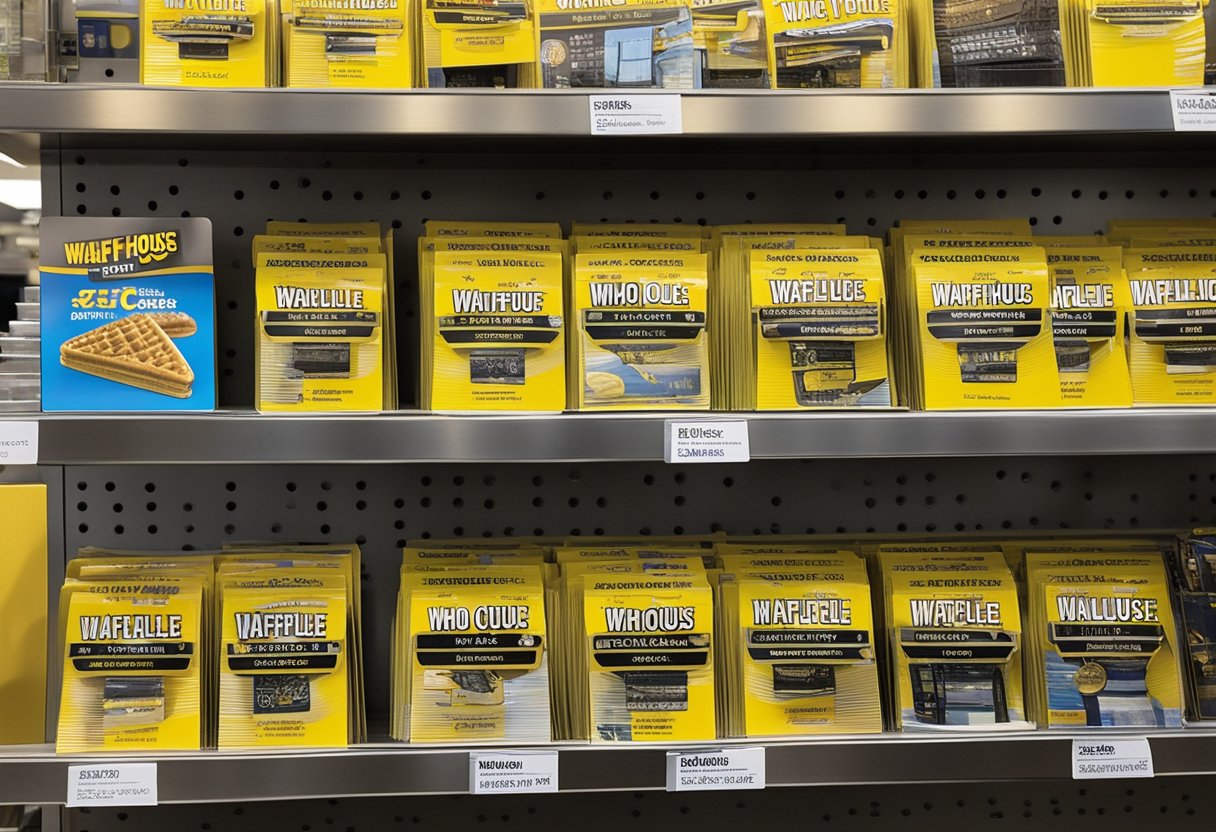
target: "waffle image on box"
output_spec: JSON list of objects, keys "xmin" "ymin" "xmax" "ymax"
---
[{"xmin": 40, "ymin": 217, "xmax": 216, "ymax": 412}]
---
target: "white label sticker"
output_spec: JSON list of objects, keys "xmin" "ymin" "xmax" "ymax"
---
[
  {"xmin": 664, "ymin": 420, "xmax": 750, "ymax": 463},
  {"xmin": 1071, "ymin": 738, "xmax": 1154, "ymax": 779},
  {"xmin": 470, "ymin": 750, "xmax": 559, "ymax": 794},
  {"xmin": 667, "ymin": 747, "xmax": 765, "ymax": 791},
  {"xmin": 66, "ymin": 763, "xmax": 158, "ymax": 807},
  {"xmin": 1170, "ymin": 90, "xmax": 1216, "ymax": 130},
  {"xmin": 0, "ymin": 420, "xmax": 37, "ymax": 465},
  {"xmin": 589, "ymin": 95, "xmax": 683, "ymax": 136}
]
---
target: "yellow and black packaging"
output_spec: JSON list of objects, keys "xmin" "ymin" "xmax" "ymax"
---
[
  {"xmin": 749, "ymin": 247, "xmax": 892, "ymax": 408},
  {"xmin": 420, "ymin": 0, "xmax": 537, "ymax": 87},
  {"xmin": 1047, "ymin": 246, "xmax": 1132, "ymax": 406},
  {"xmin": 762, "ymin": 0, "xmax": 908, "ymax": 88},
  {"xmin": 285, "ymin": 0, "xmax": 412, "ymax": 87},
  {"xmin": 573, "ymin": 252, "xmax": 709, "ymax": 410},
  {"xmin": 142, "ymin": 0, "xmax": 270, "ymax": 86},
  {"xmin": 693, "ymin": 0, "xmax": 768, "ymax": 87}
]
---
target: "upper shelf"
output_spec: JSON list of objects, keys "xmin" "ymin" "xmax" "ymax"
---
[
  {"xmin": 5, "ymin": 409, "xmax": 1216, "ymax": 463},
  {"xmin": 0, "ymin": 83, "xmax": 1190, "ymax": 138}
]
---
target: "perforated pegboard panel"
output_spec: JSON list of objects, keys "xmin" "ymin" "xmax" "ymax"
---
[
  {"xmin": 62, "ymin": 775, "xmax": 1216, "ymax": 831},
  {"xmin": 63, "ymin": 455, "xmax": 1216, "ymax": 715},
  {"xmin": 47, "ymin": 142, "xmax": 1216, "ymax": 406}
]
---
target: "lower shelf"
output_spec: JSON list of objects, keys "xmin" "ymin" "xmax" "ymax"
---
[{"xmin": 8, "ymin": 731, "xmax": 1216, "ymax": 803}]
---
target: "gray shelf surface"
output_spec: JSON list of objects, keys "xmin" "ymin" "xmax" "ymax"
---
[
  {"xmin": 0, "ymin": 83, "xmax": 1189, "ymax": 137},
  {"xmin": 3, "ymin": 732, "xmax": 1214, "ymax": 803},
  {"xmin": 4, "ymin": 409, "xmax": 1216, "ymax": 463}
]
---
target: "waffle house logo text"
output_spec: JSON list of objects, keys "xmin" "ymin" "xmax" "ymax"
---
[
  {"xmin": 64, "ymin": 230, "xmax": 180, "ymax": 277},
  {"xmin": 777, "ymin": 0, "xmax": 888, "ymax": 23},
  {"xmin": 426, "ymin": 605, "xmax": 531, "ymax": 631}
]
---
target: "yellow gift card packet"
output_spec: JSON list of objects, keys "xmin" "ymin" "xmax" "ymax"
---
[
  {"xmin": 426, "ymin": 249, "xmax": 565, "ymax": 411},
  {"xmin": 420, "ymin": 0, "xmax": 537, "ymax": 87},
  {"xmin": 254, "ymin": 251, "xmax": 386, "ymax": 412},
  {"xmin": 1025, "ymin": 551, "xmax": 1183, "ymax": 728},
  {"xmin": 218, "ymin": 572, "xmax": 348, "ymax": 749},
  {"xmin": 1123, "ymin": 247, "xmax": 1216, "ymax": 404},
  {"xmin": 57, "ymin": 578, "xmax": 203, "ymax": 752},
  {"xmin": 142, "ymin": 0, "xmax": 271, "ymax": 86},
  {"xmin": 572, "ymin": 252, "xmax": 709, "ymax": 410},
  {"xmin": 881, "ymin": 551, "xmax": 1030, "ymax": 731},
  {"xmin": 1083, "ymin": 0, "xmax": 1204, "ymax": 86},
  {"xmin": 583, "ymin": 572, "xmax": 715, "ymax": 741},
  {"xmin": 396, "ymin": 565, "xmax": 550, "ymax": 743},
  {"xmin": 693, "ymin": 0, "xmax": 769, "ymax": 87},
  {"xmin": 910, "ymin": 245, "xmax": 1059, "ymax": 409},
  {"xmin": 1047, "ymin": 246, "xmax": 1132, "ymax": 407},
  {"xmin": 284, "ymin": 0, "xmax": 412, "ymax": 86},
  {"xmin": 749, "ymin": 247, "xmax": 892, "ymax": 408},
  {"xmin": 762, "ymin": 0, "xmax": 909, "ymax": 88}
]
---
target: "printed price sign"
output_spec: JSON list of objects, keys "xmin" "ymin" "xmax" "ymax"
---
[
  {"xmin": 589, "ymin": 95, "xmax": 683, "ymax": 136},
  {"xmin": 0, "ymin": 420, "xmax": 37, "ymax": 465},
  {"xmin": 469, "ymin": 750, "xmax": 559, "ymax": 794},
  {"xmin": 66, "ymin": 763, "xmax": 158, "ymax": 806},
  {"xmin": 664, "ymin": 420, "xmax": 750, "ymax": 463},
  {"xmin": 666, "ymin": 747, "xmax": 766, "ymax": 791},
  {"xmin": 1170, "ymin": 90, "xmax": 1216, "ymax": 131},
  {"xmin": 1071, "ymin": 738, "xmax": 1154, "ymax": 779}
]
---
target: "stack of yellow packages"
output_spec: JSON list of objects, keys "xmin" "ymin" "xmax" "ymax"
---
[
  {"xmin": 570, "ymin": 224, "xmax": 711, "ymax": 411},
  {"xmin": 745, "ymin": 240, "xmax": 894, "ymax": 409},
  {"xmin": 253, "ymin": 221, "xmax": 396, "ymax": 412},
  {"xmin": 282, "ymin": 0, "xmax": 413, "ymax": 87},
  {"xmin": 890, "ymin": 220, "xmax": 1059, "ymax": 409},
  {"xmin": 391, "ymin": 543, "xmax": 552, "ymax": 743},
  {"xmin": 761, "ymin": 0, "xmax": 910, "ymax": 87},
  {"xmin": 419, "ymin": 0, "xmax": 538, "ymax": 87},
  {"xmin": 1023, "ymin": 547, "xmax": 1184, "ymax": 727},
  {"xmin": 418, "ymin": 221, "xmax": 567, "ymax": 411},
  {"xmin": 142, "ymin": 0, "xmax": 278, "ymax": 86},
  {"xmin": 57, "ymin": 552, "xmax": 212, "ymax": 752},
  {"xmin": 1061, "ymin": 0, "xmax": 1205, "ymax": 86},
  {"xmin": 716, "ymin": 545, "xmax": 882, "ymax": 738},
  {"xmin": 879, "ymin": 546, "xmax": 1032, "ymax": 730},
  {"xmin": 1109, "ymin": 219, "xmax": 1216, "ymax": 405}
]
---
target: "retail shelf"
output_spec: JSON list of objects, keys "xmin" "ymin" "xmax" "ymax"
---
[
  {"xmin": 2, "ymin": 732, "xmax": 1215, "ymax": 803},
  {"xmin": 0, "ymin": 83, "xmax": 1190, "ymax": 138},
  {"xmin": 6, "ymin": 409, "xmax": 1216, "ymax": 463}
]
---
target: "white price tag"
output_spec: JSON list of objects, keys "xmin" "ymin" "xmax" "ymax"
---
[
  {"xmin": 0, "ymin": 420, "xmax": 37, "ymax": 465},
  {"xmin": 589, "ymin": 95, "xmax": 683, "ymax": 136},
  {"xmin": 66, "ymin": 763, "xmax": 158, "ymax": 807},
  {"xmin": 664, "ymin": 420, "xmax": 750, "ymax": 463},
  {"xmin": 1071, "ymin": 738, "xmax": 1154, "ymax": 779},
  {"xmin": 667, "ymin": 747, "xmax": 765, "ymax": 791},
  {"xmin": 469, "ymin": 750, "xmax": 559, "ymax": 794},
  {"xmin": 1170, "ymin": 90, "xmax": 1216, "ymax": 130}
]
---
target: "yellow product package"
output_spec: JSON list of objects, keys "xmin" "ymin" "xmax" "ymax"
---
[
  {"xmin": 1123, "ymin": 247, "xmax": 1216, "ymax": 404},
  {"xmin": 537, "ymin": 0, "xmax": 697, "ymax": 88},
  {"xmin": 1025, "ymin": 551, "xmax": 1183, "ymax": 728},
  {"xmin": 911, "ymin": 245, "xmax": 1059, "ymax": 408},
  {"xmin": 254, "ymin": 252, "xmax": 385, "ymax": 412},
  {"xmin": 881, "ymin": 551, "xmax": 1030, "ymax": 731},
  {"xmin": 693, "ymin": 0, "xmax": 769, "ymax": 87},
  {"xmin": 285, "ymin": 0, "xmax": 412, "ymax": 87},
  {"xmin": 749, "ymin": 247, "xmax": 892, "ymax": 408},
  {"xmin": 1086, "ymin": 0, "xmax": 1204, "ymax": 86},
  {"xmin": 142, "ymin": 0, "xmax": 270, "ymax": 86},
  {"xmin": 428, "ymin": 250, "xmax": 565, "ymax": 411},
  {"xmin": 730, "ymin": 564, "xmax": 881, "ymax": 736},
  {"xmin": 572, "ymin": 252, "xmax": 709, "ymax": 410},
  {"xmin": 218, "ymin": 573, "xmax": 348, "ymax": 749},
  {"xmin": 402, "ymin": 566, "xmax": 550, "ymax": 742},
  {"xmin": 1047, "ymin": 246, "xmax": 1132, "ymax": 407},
  {"xmin": 57, "ymin": 578, "xmax": 203, "ymax": 752},
  {"xmin": 0, "ymin": 485, "xmax": 47, "ymax": 745},
  {"xmin": 762, "ymin": 0, "xmax": 908, "ymax": 88},
  {"xmin": 583, "ymin": 572, "xmax": 715, "ymax": 741},
  {"xmin": 420, "ymin": 0, "xmax": 537, "ymax": 87}
]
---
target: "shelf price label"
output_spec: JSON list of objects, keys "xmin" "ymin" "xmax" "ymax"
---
[
  {"xmin": 469, "ymin": 750, "xmax": 559, "ymax": 794},
  {"xmin": 0, "ymin": 420, "xmax": 37, "ymax": 465},
  {"xmin": 589, "ymin": 95, "xmax": 683, "ymax": 136},
  {"xmin": 1071, "ymin": 738, "xmax": 1154, "ymax": 780},
  {"xmin": 1170, "ymin": 90, "xmax": 1216, "ymax": 131},
  {"xmin": 664, "ymin": 420, "xmax": 750, "ymax": 463},
  {"xmin": 66, "ymin": 763, "xmax": 158, "ymax": 806},
  {"xmin": 666, "ymin": 747, "xmax": 766, "ymax": 791}
]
